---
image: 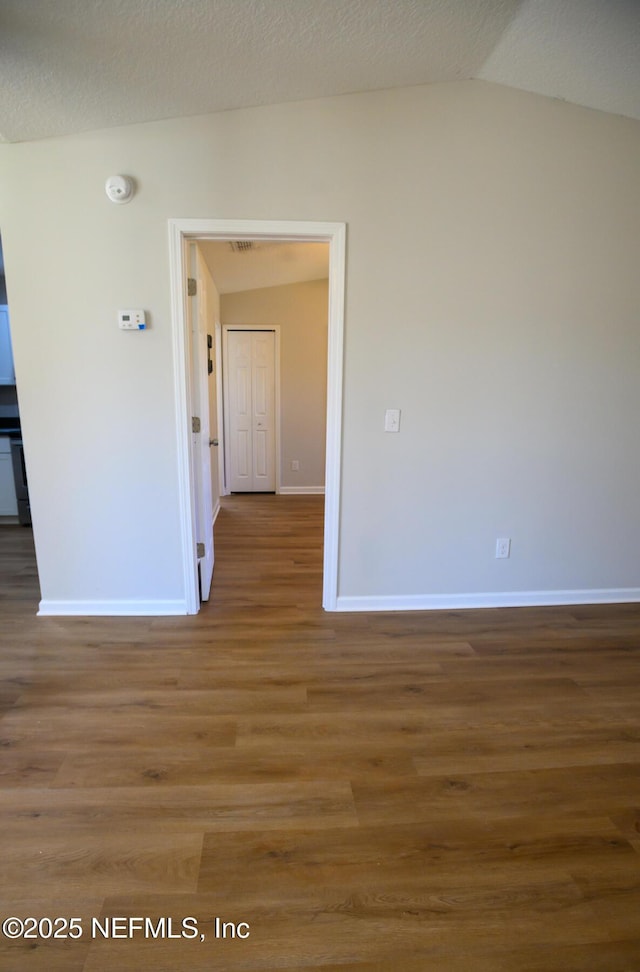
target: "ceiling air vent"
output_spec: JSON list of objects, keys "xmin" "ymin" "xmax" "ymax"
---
[{"xmin": 228, "ymin": 240, "xmax": 255, "ymax": 253}]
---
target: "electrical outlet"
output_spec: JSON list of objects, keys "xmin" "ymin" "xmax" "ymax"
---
[
  {"xmin": 495, "ymin": 538, "xmax": 511, "ymax": 559},
  {"xmin": 291, "ymin": 460, "xmax": 299, "ymax": 471}
]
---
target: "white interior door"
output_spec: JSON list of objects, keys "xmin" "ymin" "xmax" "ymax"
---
[
  {"xmin": 225, "ymin": 329, "xmax": 276, "ymax": 492},
  {"xmin": 189, "ymin": 245, "xmax": 215, "ymax": 600}
]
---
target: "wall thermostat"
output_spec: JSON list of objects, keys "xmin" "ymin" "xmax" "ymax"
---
[
  {"xmin": 118, "ymin": 309, "xmax": 147, "ymax": 330},
  {"xmin": 105, "ymin": 175, "xmax": 135, "ymax": 204}
]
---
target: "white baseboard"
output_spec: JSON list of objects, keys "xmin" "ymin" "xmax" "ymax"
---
[
  {"xmin": 212, "ymin": 499, "xmax": 221, "ymax": 525},
  {"xmin": 335, "ymin": 588, "xmax": 640, "ymax": 613},
  {"xmin": 278, "ymin": 486, "xmax": 325, "ymax": 495},
  {"xmin": 38, "ymin": 599, "xmax": 189, "ymax": 617}
]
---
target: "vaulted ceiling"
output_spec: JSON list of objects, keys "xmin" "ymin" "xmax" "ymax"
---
[{"xmin": 0, "ymin": 0, "xmax": 638, "ymax": 144}]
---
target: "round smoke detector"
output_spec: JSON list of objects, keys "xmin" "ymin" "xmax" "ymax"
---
[{"xmin": 105, "ymin": 175, "xmax": 135, "ymax": 204}]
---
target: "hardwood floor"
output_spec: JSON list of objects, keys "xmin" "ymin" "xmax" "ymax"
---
[{"xmin": 1, "ymin": 495, "xmax": 639, "ymax": 970}]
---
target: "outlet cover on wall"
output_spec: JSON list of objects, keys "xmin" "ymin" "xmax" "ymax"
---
[
  {"xmin": 291, "ymin": 460, "xmax": 299, "ymax": 471},
  {"xmin": 495, "ymin": 537, "xmax": 511, "ymax": 559}
]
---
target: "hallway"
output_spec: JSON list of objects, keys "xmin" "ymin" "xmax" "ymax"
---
[{"xmin": 208, "ymin": 493, "xmax": 325, "ymax": 614}]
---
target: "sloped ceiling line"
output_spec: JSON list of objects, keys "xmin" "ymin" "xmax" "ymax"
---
[{"xmin": 0, "ymin": 0, "xmax": 638, "ymax": 143}]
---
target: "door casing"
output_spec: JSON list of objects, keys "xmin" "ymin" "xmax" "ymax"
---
[
  {"xmin": 188, "ymin": 243, "xmax": 215, "ymax": 600},
  {"xmin": 168, "ymin": 218, "xmax": 346, "ymax": 614}
]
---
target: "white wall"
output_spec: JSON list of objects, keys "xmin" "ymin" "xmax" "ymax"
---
[
  {"xmin": 0, "ymin": 80, "xmax": 639, "ymax": 612},
  {"xmin": 221, "ymin": 279, "xmax": 328, "ymax": 490}
]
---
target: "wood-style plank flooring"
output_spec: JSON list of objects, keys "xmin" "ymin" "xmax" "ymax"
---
[{"xmin": 1, "ymin": 494, "xmax": 640, "ymax": 970}]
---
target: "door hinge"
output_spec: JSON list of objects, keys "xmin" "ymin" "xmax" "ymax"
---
[
  {"xmin": 196, "ymin": 542, "xmax": 205, "ymax": 558},
  {"xmin": 192, "ymin": 416, "xmax": 201, "ymax": 433},
  {"xmin": 187, "ymin": 277, "xmax": 197, "ymax": 297}
]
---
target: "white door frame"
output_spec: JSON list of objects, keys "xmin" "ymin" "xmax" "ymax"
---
[
  {"xmin": 222, "ymin": 324, "xmax": 281, "ymax": 495},
  {"xmin": 188, "ymin": 242, "xmax": 215, "ymax": 600},
  {"xmin": 214, "ymin": 321, "xmax": 225, "ymax": 498},
  {"xmin": 168, "ymin": 218, "xmax": 346, "ymax": 614}
]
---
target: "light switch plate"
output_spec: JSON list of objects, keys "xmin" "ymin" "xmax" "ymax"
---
[{"xmin": 384, "ymin": 408, "xmax": 401, "ymax": 432}]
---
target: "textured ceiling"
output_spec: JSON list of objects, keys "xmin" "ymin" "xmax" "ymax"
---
[
  {"xmin": 477, "ymin": 0, "xmax": 640, "ymax": 122},
  {"xmin": 0, "ymin": 0, "xmax": 638, "ymax": 144}
]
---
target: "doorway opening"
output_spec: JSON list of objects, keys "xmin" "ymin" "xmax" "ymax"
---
[{"xmin": 168, "ymin": 219, "xmax": 346, "ymax": 615}]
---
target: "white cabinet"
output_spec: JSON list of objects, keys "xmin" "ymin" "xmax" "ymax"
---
[
  {"xmin": 0, "ymin": 305, "xmax": 16, "ymax": 385},
  {"xmin": 0, "ymin": 438, "xmax": 18, "ymax": 516}
]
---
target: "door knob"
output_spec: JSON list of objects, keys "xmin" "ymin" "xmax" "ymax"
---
[{"xmin": 209, "ymin": 438, "xmax": 219, "ymax": 446}]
